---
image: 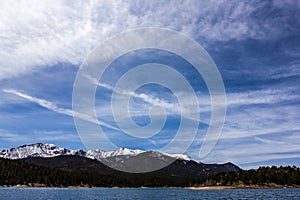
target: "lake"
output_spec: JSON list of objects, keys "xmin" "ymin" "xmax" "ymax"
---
[{"xmin": 0, "ymin": 188, "xmax": 299, "ymax": 199}]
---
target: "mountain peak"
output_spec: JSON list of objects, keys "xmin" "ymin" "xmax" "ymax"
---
[{"xmin": 0, "ymin": 143, "xmax": 84, "ymax": 159}]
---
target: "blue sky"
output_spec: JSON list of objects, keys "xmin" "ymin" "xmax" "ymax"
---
[{"xmin": 0, "ymin": 0, "xmax": 299, "ymax": 169}]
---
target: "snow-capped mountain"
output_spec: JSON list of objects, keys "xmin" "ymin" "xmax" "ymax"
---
[
  {"xmin": 0, "ymin": 143, "xmax": 241, "ymax": 178},
  {"xmin": 0, "ymin": 143, "xmax": 191, "ymax": 162},
  {"xmin": 0, "ymin": 143, "xmax": 85, "ymax": 159}
]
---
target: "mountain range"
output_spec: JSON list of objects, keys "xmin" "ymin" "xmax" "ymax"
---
[
  {"xmin": 0, "ymin": 143, "xmax": 191, "ymax": 161},
  {"xmin": 0, "ymin": 143, "xmax": 241, "ymax": 179}
]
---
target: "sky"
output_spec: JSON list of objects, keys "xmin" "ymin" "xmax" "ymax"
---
[{"xmin": 0, "ymin": 0, "xmax": 299, "ymax": 169}]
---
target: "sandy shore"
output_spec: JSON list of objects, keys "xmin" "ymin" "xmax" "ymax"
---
[
  {"xmin": 186, "ymin": 185, "xmax": 300, "ymax": 190},
  {"xmin": 186, "ymin": 186, "xmax": 237, "ymax": 190}
]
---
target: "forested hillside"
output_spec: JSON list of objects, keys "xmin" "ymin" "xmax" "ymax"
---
[
  {"xmin": 207, "ymin": 166, "xmax": 300, "ymax": 186},
  {"xmin": 0, "ymin": 157, "xmax": 299, "ymax": 187}
]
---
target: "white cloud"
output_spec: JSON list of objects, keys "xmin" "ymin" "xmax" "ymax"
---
[
  {"xmin": 0, "ymin": 0, "xmax": 130, "ymax": 80},
  {"xmin": 219, "ymin": 102, "xmax": 299, "ymax": 141},
  {"xmin": 90, "ymin": 72, "xmax": 299, "ymax": 139},
  {"xmin": 3, "ymin": 89, "xmax": 119, "ymax": 131},
  {"xmin": 85, "ymin": 74, "xmax": 180, "ymax": 114},
  {"xmin": 188, "ymin": 86, "xmax": 300, "ymax": 165},
  {"xmin": 269, "ymin": 64, "xmax": 300, "ymax": 79},
  {"xmin": 1, "ymin": 0, "xmax": 296, "ymax": 80},
  {"xmin": 1, "ymin": 1, "xmax": 298, "ymax": 161},
  {"xmin": 226, "ymin": 87, "xmax": 299, "ymax": 106},
  {"xmin": 0, "ymin": 128, "xmax": 79, "ymax": 144},
  {"xmin": 200, "ymin": 133, "xmax": 300, "ymax": 169},
  {"xmin": 0, "ymin": 129, "xmax": 26, "ymax": 142},
  {"xmin": 85, "ymin": 74, "xmax": 213, "ymax": 131}
]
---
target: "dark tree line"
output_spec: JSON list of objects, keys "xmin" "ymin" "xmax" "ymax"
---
[
  {"xmin": 0, "ymin": 158, "xmax": 299, "ymax": 187},
  {"xmin": 0, "ymin": 158, "xmax": 192, "ymax": 187},
  {"xmin": 207, "ymin": 166, "xmax": 300, "ymax": 186}
]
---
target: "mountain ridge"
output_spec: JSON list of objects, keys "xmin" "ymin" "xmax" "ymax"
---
[
  {"xmin": 0, "ymin": 143, "xmax": 241, "ymax": 177},
  {"xmin": 0, "ymin": 143, "xmax": 192, "ymax": 161}
]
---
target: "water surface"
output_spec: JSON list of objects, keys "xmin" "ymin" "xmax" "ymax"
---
[{"xmin": 0, "ymin": 188, "xmax": 299, "ymax": 200}]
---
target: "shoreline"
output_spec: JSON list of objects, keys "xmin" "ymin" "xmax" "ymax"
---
[
  {"xmin": 2, "ymin": 184, "xmax": 299, "ymax": 190},
  {"xmin": 186, "ymin": 185, "xmax": 300, "ymax": 190}
]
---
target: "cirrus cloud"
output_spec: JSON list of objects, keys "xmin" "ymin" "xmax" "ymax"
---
[{"xmin": 1, "ymin": 0, "xmax": 299, "ymax": 80}]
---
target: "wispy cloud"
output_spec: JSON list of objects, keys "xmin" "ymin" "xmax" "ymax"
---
[
  {"xmin": 85, "ymin": 74, "xmax": 210, "ymax": 128},
  {"xmin": 0, "ymin": 128, "xmax": 79, "ymax": 146},
  {"xmin": 0, "ymin": 1, "xmax": 299, "ymax": 168},
  {"xmin": 268, "ymin": 64, "xmax": 300, "ymax": 79},
  {"xmin": 226, "ymin": 87, "xmax": 299, "ymax": 106},
  {"xmin": 3, "ymin": 89, "xmax": 119, "ymax": 131},
  {"xmin": 1, "ymin": 1, "xmax": 298, "ymax": 80},
  {"xmin": 220, "ymin": 102, "xmax": 300, "ymax": 140},
  {"xmin": 0, "ymin": 129, "xmax": 27, "ymax": 142},
  {"xmin": 87, "ymin": 73, "xmax": 299, "ymax": 133},
  {"xmin": 85, "ymin": 74, "xmax": 180, "ymax": 114},
  {"xmin": 198, "ymin": 132, "xmax": 300, "ymax": 168}
]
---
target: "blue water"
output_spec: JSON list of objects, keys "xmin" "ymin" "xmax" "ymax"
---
[{"xmin": 0, "ymin": 188, "xmax": 299, "ymax": 200}]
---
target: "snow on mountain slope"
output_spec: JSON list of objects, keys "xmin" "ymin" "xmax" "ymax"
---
[
  {"xmin": 86, "ymin": 148, "xmax": 145, "ymax": 160},
  {"xmin": 0, "ymin": 143, "xmax": 192, "ymax": 161},
  {"xmin": 0, "ymin": 143, "xmax": 84, "ymax": 159},
  {"xmin": 163, "ymin": 153, "xmax": 192, "ymax": 161}
]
